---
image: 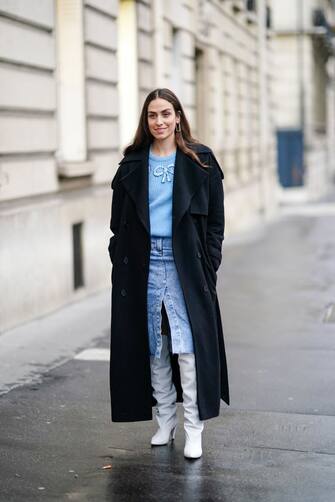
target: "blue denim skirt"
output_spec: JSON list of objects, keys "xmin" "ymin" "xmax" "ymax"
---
[{"xmin": 147, "ymin": 236, "xmax": 194, "ymax": 358}]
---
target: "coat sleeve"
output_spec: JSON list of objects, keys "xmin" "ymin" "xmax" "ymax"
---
[
  {"xmin": 108, "ymin": 164, "xmax": 125, "ymax": 263},
  {"xmin": 206, "ymin": 150, "xmax": 225, "ymax": 272}
]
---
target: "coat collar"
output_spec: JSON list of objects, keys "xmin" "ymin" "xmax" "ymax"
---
[{"xmin": 118, "ymin": 144, "xmax": 209, "ymax": 236}]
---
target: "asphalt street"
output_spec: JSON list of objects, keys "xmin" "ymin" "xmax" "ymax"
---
[{"xmin": 1, "ymin": 199, "xmax": 335, "ymax": 502}]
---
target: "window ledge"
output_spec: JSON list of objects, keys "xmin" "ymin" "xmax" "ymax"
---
[
  {"xmin": 246, "ymin": 11, "xmax": 257, "ymax": 25},
  {"xmin": 232, "ymin": 0, "xmax": 245, "ymax": 13},
  {"xmin": 58, "ymin": 161, "xmax": 94, "ymax": 178}
]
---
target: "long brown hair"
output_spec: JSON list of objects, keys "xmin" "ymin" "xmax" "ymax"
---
[{"xmin": 123, "ymin": 88, "xmax": 208, "ymax": 168}]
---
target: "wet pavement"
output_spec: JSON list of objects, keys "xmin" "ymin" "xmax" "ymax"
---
[{"xmin": 1, "ymin": 201, "xmax": 335, "ymax": 501}]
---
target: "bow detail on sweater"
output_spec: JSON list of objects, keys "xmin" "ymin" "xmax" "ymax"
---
[{"xmin": 152, "ymin": 163, "xmax": 174, "ymax": 183}]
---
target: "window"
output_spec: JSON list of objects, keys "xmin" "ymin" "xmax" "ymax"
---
[
  {"xmin": 195, "ymin": 47, "xmax": 207, "ymax": 142},
  {"xmin": 118, "ymin": 0, "xmax": 139, "ymax": 149},
  {"xmin": 171, "ymin": 27, "xmax": 182, "ymax": 96},
  {"xmin": 56, "ymin": 0, "xmax": 89, "ymax": 176},
  {"xmin": 72, "ymin": 222, "xmax": 84, "ymax": 289},
  {"xmin": 266, "ymin": 5, "xmax": 272, "ymax": 29},
  {"xmin": 246, "ymin": 0, "xmax": 257, "ymax": 11}
]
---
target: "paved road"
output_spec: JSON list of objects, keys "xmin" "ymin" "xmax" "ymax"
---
[{"xmin": 1, "ymin": 200, "xmax": 335, "ymax": 501}]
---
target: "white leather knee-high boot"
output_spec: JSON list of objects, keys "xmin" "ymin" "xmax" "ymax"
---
[
  {"xmin": 178, "ymin": 353, "xmax": 204, "ymax": 459},
  {"xmin": 150, "ymin": 335, "xmax": 178, "ymax": 446}
]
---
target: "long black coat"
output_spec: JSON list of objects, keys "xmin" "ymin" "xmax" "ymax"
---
[{"xmin": 108, "ymin": 142, "xmax": 229, "ymax": 422}]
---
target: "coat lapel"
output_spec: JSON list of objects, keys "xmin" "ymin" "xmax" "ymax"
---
[
  {"xmin": 120, "ymin": 144, "xmax": 209, "ymax": 236},
  {"xmin": 172, "ymin": 146, "xmax": 209, "ymax": 233}
]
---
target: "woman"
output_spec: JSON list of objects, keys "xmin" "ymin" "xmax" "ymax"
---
[{"xmin": 108, "ymin": 88, "xmax": 229, "ymax": 459}]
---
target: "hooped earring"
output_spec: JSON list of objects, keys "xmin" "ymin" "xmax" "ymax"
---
[{"xmin": 175, "ymin": 122, "xmax": 181, "ymax": 133}]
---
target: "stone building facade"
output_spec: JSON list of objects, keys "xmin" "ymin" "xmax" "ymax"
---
[
  {"xmin": 0, "ymin": 0, "xmax": 277, "ymax": 332},
  {"xmin": 272, "ymin": 0, "xmax": 335, "ymax": 198}
]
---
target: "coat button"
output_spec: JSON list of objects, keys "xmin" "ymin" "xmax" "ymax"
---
[
  {"xmin": 121, "ymin": 288, "xmax": 127, "ymax": 296},
  {"xmin": 123, "ymin": 256, "xmax": 128, "ymax": 264},
  {"xmin": 203, "ymin": 284, "xmax": 209, "ymax": 293},
  {"xmin": 197, "ymin": 251, "xmax": 202, "ymax": 258}
]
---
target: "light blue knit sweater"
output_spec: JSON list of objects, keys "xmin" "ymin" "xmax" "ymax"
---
[{"xmin": 148, "ymin": 147, "xmax": 176, "ymax": 237}]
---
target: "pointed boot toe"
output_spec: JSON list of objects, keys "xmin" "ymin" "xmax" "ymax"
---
[
  {"xmin": 183, "ymin": 433, "xmax": 202, "ymax": 459},
  {"xmin": 151, "ymin": 424, "xmax": 177, "ymax": 446}
]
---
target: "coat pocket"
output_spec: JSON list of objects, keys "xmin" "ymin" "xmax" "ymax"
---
[
  {"xmin": 204, "ymin": 257, "xmax": 217, "ymax": 294},
  {"xmin": 196, "ymin": 236, "xmax": 217, "ymax": 297}
]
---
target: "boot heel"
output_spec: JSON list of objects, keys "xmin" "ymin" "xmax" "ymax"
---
[{"xmin": 151, "ymin": 423, "xmax": 177, "ymax": 446}]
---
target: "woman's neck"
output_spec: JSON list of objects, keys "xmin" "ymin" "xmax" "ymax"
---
[{"xmin": 150, "ymin": 138, "xmax": 177, "ymax": 157}]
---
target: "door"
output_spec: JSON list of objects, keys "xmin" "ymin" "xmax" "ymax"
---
[{"xmin": 277, "ymin": 129, "xmax": 304, "ymax": 187}]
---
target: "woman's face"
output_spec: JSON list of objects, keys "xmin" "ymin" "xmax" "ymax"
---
[{"xmin": 147, "ymin": 98, "xmax": 180, "ymax": 142}]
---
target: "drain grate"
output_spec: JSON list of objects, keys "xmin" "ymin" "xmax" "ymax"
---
[{"xmin": 323, "ymin": 303, "xmax": 335, "ymax": 323}]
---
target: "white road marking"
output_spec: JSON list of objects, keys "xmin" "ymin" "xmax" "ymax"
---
[
  {"xmin": 323, "ymin": 303, "xmax": 335, "ymax": 323},
  {"xmin": 74, "ymin": 348, "xmax": 110, "ymax": 361}
]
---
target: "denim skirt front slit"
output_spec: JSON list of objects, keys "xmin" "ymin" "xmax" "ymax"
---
[{"xmin": 147, "ymin": 236, "xmax": 194, "ymax": 359}]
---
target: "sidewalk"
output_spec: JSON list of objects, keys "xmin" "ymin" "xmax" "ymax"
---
[{"xmin": 1, "ymin": 202, "xmax": 335, "ymax": 501}]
